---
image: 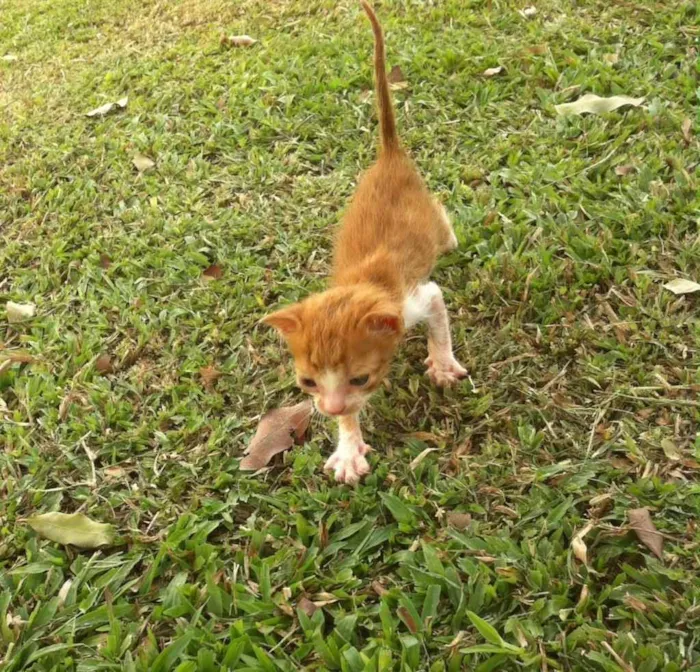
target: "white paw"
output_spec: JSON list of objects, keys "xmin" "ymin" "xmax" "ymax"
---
[
  {"xmin": 324, "ymin": 443, "xmax": 371, "ymax": 485},
  {"xmin": 425, "ymin": 355, "xmax": 468, "ymax": 387}
]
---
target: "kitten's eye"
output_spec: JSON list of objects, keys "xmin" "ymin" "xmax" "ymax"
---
[
  {"xmin": 300, "ymin": 378, "xmax": 317, "ymax": 388},
  {"xmin": 349, "ymin": 374, "xmax": 370, "ymax": 386}
]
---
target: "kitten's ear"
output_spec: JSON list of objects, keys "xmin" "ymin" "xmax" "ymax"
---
[
  {"xmin": 362, "ymin": 311, "xmax": 402, "ymax": 335},
  {"xmin": 261, "ymin": 307, "xmax": 302, "ymax": 335}
]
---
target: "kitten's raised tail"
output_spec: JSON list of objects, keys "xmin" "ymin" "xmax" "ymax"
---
[{"xmin": 360, "ymin": 1, "xmax": 399, "ymax": 153}]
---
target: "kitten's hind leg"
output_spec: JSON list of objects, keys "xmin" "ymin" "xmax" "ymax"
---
[
  {"xmin": 435, "ymin": 200, "xmax": 458, "ymax": 252},
  {"xmin": 324, "ymin": 414, "xmax": 371, "ymax": 485},
  {"xmin": 403, "ymin": 282, "xmax": 467, "ymax": 387}
]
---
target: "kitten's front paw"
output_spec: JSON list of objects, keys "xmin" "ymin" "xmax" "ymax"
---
[
  {"xmin": 324, "ymin": 443, "xmax": 371, "ymax": 485},
  {"xmin": 425, "ymin": 355, "xmax": 468, "ymax": 387}
]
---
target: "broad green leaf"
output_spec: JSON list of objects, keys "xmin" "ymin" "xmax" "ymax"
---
[
  {"xmin": 467, "ymin": 611, "xmax": 522, "ymax": 653},
  {"xmin": 554, "ymin": 94, "xmax": 645, "ymax": 116},
  {"xmin": 26, "ymin": 513, "xmax": 114, "ymax": 549},
  {"xmin": 150, "ymin": 633, "xmax": 194, "ymax": 672},
  {"xmin": 460, "ymin": 645, "xmax": 522, "ymax": 655},
  {"xmin": 380, "ymin": 493, "xmax": 414, "ymax": 524}
]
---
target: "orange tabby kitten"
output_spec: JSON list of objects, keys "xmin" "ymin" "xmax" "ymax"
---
[{"xmin": 263, "ymin": 0, "xmax": 466, "ymax": 484}]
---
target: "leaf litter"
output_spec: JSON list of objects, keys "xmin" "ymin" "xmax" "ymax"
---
[
  {"xmin": 132, "ymin": 153, "xmax": 155, "ymax": 172},
  {"xmin": 387, "ymin": 65, "xmax": 408, "ymax": 91},
  {"xmin": 86, "ymin": 96, "xmax": 128, "ymax": 117},
  {"xmin": 240, "ymin": 400, "xmax": 313, "ymax": 470},
  {"xmin": 221, "ymin": 35, "xmax": 257, "ymax": 47},
  {"xmin": 554, "ymin": 93, "xmax": 645, "ymax": 116},
  {"xmin": 483, "ymin": 65, "xmax": 505, "ymax": 77},
  {"xmin": 6, "ymin": 301, "xmax": 36, "ymax": 323},
  {"xmin": 663, "ymin": 278, "xmax": 700, "ymax": 295},
  {"xmin": 26, "ymin": 512, "xmax": 114, "ymax": 549},
  {"xmin": 628, "ymin": 508, "xmax": 663, "ymax": 559}
]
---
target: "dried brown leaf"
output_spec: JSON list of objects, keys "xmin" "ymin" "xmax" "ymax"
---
[
  {"xmin": 571, "ymin": 522, "xmax": 594, "ymax": 565},
  {"xmin": 623, "ymin": 594, "xmax": 647, "ymax": 613},
  {"xmin": 104, "ymin": 466, "xmax": 126, "ymax": 479},
  {"xmin": 3, "ymin": 351, "xmax": 36, "ymax": 365},
  {"xmin": 681, "ymin": 117, "xmax": 692, "ymax": 144},
  {"xmin": 615, "ymin": 165, "xmax": 635, "ymax": 176},
  {"xmin": 99, "ymin": 254, "xmax": 111, "ymax": 269},
  {"xmin": 6, "ymin": 301, "xmax": 36, "ymax": 323},
  {"xmin": 132, "ymin": 154, "xmax": 155, "ymax": 172},
  {"xmin": 221, "ymin": 34, "xmax": 257, "ymax": 47},
  {"xmin": 240, "ymin": 400, "xmax": 313, "ymax": 470},
  {"xmin": 663, "ymin": 278, "xmax": 700, "ymax": 295},
  {"xmin": 371, "ymin": 580, "xmax": 389, "ymax": 597},
  {"xmin": 86, "ymin": 97, "xmax": 127, "ymax": 117},
  {"xmin": 519, "ymin": 6, "xmax": 537, "ymax": 18},
  {"xmin": 387, "ymin": 65, "xmax": 406, "ymax": 84},
  {"xmin": 660, "ymin": 438, "xmax": 682, "ymax": 461},
  {"xmin": 297, "ymin": 597, "xmax": 317, "ymax": 617},
  {"xmin": 409, "ymin": 447, "xmax": 437, "ymax": 470},
  {"xmin": 58, "ymin": 392, "xmax": 75, "ymax": 421},
  {"xmin": 483, "ymin": 65, "xmax": 505, "ymax": 77},
  {"xmin": 446, "ymin": 512, "xmax": 472, "ymax": 530},
  {"xmin": 199, "ymin": 365, "xmax": 222, "ymax": 390},
  {"xmin": 628, "ymin": 508, "xmax": 663, "ymax": 559},
  {"xmin": 202, "ymin": 264, "xmax": 223, "ymax": 281},
  {"xmin": 95, "ymin": 354, "xmax": 113, "ymax": 374}
]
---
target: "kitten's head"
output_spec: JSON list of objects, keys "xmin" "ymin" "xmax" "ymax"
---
[{"xmin": 262, "ymin": 285, "xmax": 403, "ymax": 417}]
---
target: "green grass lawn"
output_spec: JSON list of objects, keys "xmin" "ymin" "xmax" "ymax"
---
[{"xmin": 2, "ymin": 0, "xmax": 699, "ymax": 669}]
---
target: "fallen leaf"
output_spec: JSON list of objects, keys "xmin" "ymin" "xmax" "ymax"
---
[
  {"xmin": 58, "ymin": 392, "xmax": 75, "ymax": 421},
  {"xmin": 387, "ymin": 64, "xmax": 408, "ymax": 91},
  {"xmin": 623, "ymin": 594, "xmax": 647, "ymax": 613},
  {"xmin": 202, "ymin": 263, "xmax": 223, "ymax": 281},
  {"xmin": 221, "ymin": 34, "xmax": 257, "ymax": 47},
  {"xmin": 603, "ymin": 53, "xmax": 620, "ymax": 65},
  {"xmin": 199, "ymin": 365, "xmax": 222, "ymax": 390},
  {"xmin": 615, "ymin": 165, "xmax": 635, "ymax": 176},
  {"xmin": 555, "ymin": 93, "xmax": 645, "ymax": 116},
  {"xmin": 240, "ymin": 400, "xmax": 313, "ymax": 470},
  {"xmin": 409, "ymin": 447, "xmax": 437, "ymax": 470},
  {"xmin": 372, "ymin": 580, "xmax": 389, "ymax": 597},
  {"xmin": 6, "ymin": 301, "xmax": 36, "ymax": 323},
  {"xmin": 681, "ymin": 118, "xmax": 692, "ymax": 144},
  {"xmin": 660, "ymin": 438, "xmax": 682, "ymax": 461},
  {"xmin": 95, "ymin": 354, "xmax": 113, "ymax": 374},
  {"xmin": 57, "ymin": 579, "xmax": 73, "ymax": 606},
  {"xmin": 26, "ymin": 512, "xmax": 114, "ymax": 549},
  {"xmin": 447, "ymin": 512, "xmax": 472, "ymax": 530},
  {"xmin": 663, "ymin": 278, "xmax": 700, "ymax": 295},
  {"xmin": 132, "ymin": 153, "xmax": 155, "ymax": 172},
  {"xmin": 86, "ymin": 97, "xmax": 128, "ymax": 118},
  {"xmin": 297, "ymin": 597, "xmax": 317, "ymax": 617},
  {"xmin": 4, "ymin": 352, "xmax": 36, "ymax": 364},
  {"xmin": 388, "ymin": 65, "xmax": 406, "ymax": 83},
  {"xmin": 99, "ymin": 253, "xmax": 111, "ymax": 269},
  {"xmin": 519, "ymin": 6, "xmax": 537, "ymax": 18},
  {"xmin": 628, "ymin": 508, "xmax": 663, "ymax": 559},
  {"xmin": 2, "ymin": 54, "xmax": 18, "ymax": 62},
  {"xmin": 103, "ymin": 466, "xmax": 126, "ymax": 479},
  {"xmin": 483, "ymin": 65, "xmax": 505, "ymax": 77},
  {"xmin": 571, "ymin": 522, "xmax": 594, "ymax": 565}
]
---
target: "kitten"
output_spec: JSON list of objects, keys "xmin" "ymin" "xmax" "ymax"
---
[{"xmin": 262, "ymin": 0, "xmax": 466, "ymax": 484}]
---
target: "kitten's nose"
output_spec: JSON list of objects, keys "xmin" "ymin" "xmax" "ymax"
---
[{"xmin": 322, "ymin": 396, "xmax": 347, "ymax": 416}]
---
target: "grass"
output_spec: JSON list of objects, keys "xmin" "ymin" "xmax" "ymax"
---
[{"xmin": 1, "ymin": 0, "xmax": 699, "ymax": 669}]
